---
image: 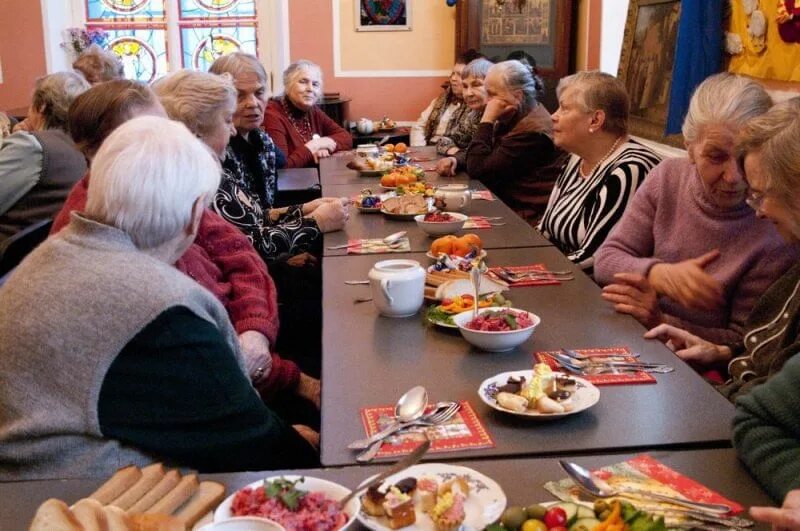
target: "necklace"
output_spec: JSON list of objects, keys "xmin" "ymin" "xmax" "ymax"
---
[
  {"xmin": 282, "ymin": 97, "xmax": 314, "ymax": 142},
  {"xmin": 579, "ymin": 136, "xmax": 625, "ymax": 178}
]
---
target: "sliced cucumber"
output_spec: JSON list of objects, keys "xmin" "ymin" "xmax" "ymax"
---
[
  {"xmin": 576, "ymin": 505, "xmax": 596, "ymax": 520},
  {"xmin": 569, "ymin": 517, "xmax": 602, "ymax": 531},
  {"xmin": 551, "ymin": 502, "xmax": 579, "ymax": 525}
]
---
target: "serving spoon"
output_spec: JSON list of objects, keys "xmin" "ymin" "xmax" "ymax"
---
[
  {"xmin": 348, "ymin": 386, "xmax": 428, "ymax": 450},
  {"xmin": 559, "ymin": 461, "xmax": 732, "ymax": 514}
]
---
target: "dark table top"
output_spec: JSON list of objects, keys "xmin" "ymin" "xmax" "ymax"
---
[
  {"xmin": 322, "ymin": 181, "xmax": 552, "ymax": 257},
  {"xmin": 320, "ymin": 146, "xmax": 469, "ymax": 187},
  {"xmin": 277, "ymin": 167, "xmax": 320, "ymax": 192},
  {"xmin": 320, "ymin": 246, "xmax": 736, "ymax": 467},
  {"xmin": 1, "ymin": 449, "xmax": 772, "ymax": 530}
]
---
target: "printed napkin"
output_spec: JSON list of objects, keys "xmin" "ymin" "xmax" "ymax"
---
[
  {"xmin": 463, "ymin": 216, "xmax": 493, "ymax": 230},
  {"xmin": 488, "ymin": 264, "xmax": 561, "ymax": 286},
  {"xmin": 534, "ymin": 347, "xmax": 656, "ymax": 385},
  {"xmin": 345, "ymin": 237, "xmax": 411, "ymax": 254},
  {"xmin": 359, "ymin": 400, "xmax": 494, "ymax": 459},
  {"xmin": 471, "ymin": 190, "xmax": 496, "ymax": 201},
  {"xmin": 544, "ymin": 454, "xmax": 744, "ymax": 518}
]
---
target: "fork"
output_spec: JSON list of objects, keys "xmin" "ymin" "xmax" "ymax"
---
[
  {"xmin": 497, "ymin": 268, "xmax": 575, "ymax": 282},
  {"xmin": 546, "ymin": 352, "xmax": 674, "ymax": 374},
  {"xmin": 354, "ymin": 402, "xmax": 461, "ymax": 462},
  {"xmin": 349, "ymin": 401, "xmax": 459, "ymax": 450},
  {"xmin": 560, "ymin": 348, "xmax": 640, "ymax": 361}
]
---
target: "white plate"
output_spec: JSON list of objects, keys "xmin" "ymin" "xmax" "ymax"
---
[
  {"xmin": 478, "ymin": 370, "xmax": 600, "ymax": 420},
  {"xmin": 214, "ymin": 475, "xmax": 360, "ymax": 530},
  {"xmin": 356, "ymin": 205, "xmax": 382, "ymax": 213},
  {"xmin": 381, "ymin": 208, "xmax": 430, "ymax": 220},
  {"xmin": 426, "ymin": 313, "xmax": 458, "ymax": 329},
  {"xmin": 426, "ymin": 250, "xmax": 488, "ymax": 260},
  {"xmin": 357, "ymin": 463, "xmax": 506, "ymax": 531}
]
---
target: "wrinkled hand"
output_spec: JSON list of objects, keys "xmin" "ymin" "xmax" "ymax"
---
[
  {"xmin": 601, "ymin": 272, "xmax": 662, "ymax": 328},
  {"xmin": 644, "ymin": 323, "xmax": 731, "ymax": 365},
  {"xmin": 436, "ymin": 156, "xmax": 458, "ymax": 177},
  {"xmin": 308, "ymin": 200, "xmax": 348, "ymax": 232},
  {"xmin": 302, "ymin": 197, "xmax": 350, "ymax": 215},
  {"xmin": 297, "ymin": 373, "xmax": 321, "ymax": 409},
  {"xmin": 751, "ymin": 489, "xmax": 800, "ymax": 530},
  {"xmin": 238, "ymin": 330, "xmax": 271, "ymax": 378},
  {"xmin": 293, "ymin": 424, "xmax": 320, "ymax": 449},
  {"xmin": 647, "ymin": 250, "xmax": 724, "ymax": 310},
  {"xmin": 312, "ymin": 149, "xmax": 331, "ymax": 163},
  {"xmin": 482, "ymin": 99, "xmax": 518, "ymax": 123},
  {"xmin": 286, "ymin": 252, "xmax": 318, "ymax": 267}
]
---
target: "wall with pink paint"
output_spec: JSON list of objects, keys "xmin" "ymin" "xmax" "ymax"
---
[
  {"xmin": 0, "ymin": 0, "xmax": 47, "ymax": 110},
  {"xmin": 288, "ymin": 0, "xmax": 455, "ymax": 123}
]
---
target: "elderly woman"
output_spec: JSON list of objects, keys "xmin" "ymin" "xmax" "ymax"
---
[
  {"xmin": 0, "ymin": 72, "xmax": 89, "ymax": 243},
  {"xmin": 638, "ymin": 99, "xmax": 800, "ymax": 504},
  {"xmin": 264, "ymin": 60, "xmax": 352, "ymax": 168},
  {"xmin": 0, "ymin": 116, "xmax": 319, "ymax": 479},
  {"xmin": 466, "ymin": 59, "xmax": 563, "ymax": 224},
  {"xmin": 596, "ymin": 73, "xmax": 799, "ymax": 354},
  {"xmin": 72, "ymin": 43, "xmax": 124, "ymax": 85},
  {"xmin": 410, "ymin": 50, "xmax": 482, "ymax": 147},
  {"xmin": 436, "ymin": 57, "xmax": 493, "ymax": 177},
  {"xmin": 208, "ymin": 53, "xmax": 347, "ymax": 264},
  {"xmin": 51, "ymin": 79, "xmax": 320, "ymax": 412},
  {"xmin": 538, "ymin": 71, "xmax": 661, "ymax": 273}
]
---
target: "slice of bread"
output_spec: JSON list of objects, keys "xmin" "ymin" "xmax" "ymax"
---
[{"xmin": 173, "ymin": 481, "xmax": 226, "ymax": 527}]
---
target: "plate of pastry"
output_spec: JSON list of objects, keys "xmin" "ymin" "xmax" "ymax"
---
[{"xmin": 357, "ymin": 463, "xmax": 506, "ymax": 531}]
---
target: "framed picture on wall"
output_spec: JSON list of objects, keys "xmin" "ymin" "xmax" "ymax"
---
[
  {"xmin": 617, "ymin": 0, "xmax": 684, "ymax": 147},
  {"xmin": 356, "ymin": 0, "xmax": 412, "ymax": 32}
]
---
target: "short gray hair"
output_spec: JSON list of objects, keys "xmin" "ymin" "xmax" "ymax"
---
[
  {"xmin": 32, "ymin": 72, "xmax": 90, "ymax": 131},
  {"xmin": 488, "ymin": 60, "xmax": 542, "ymax": 111},
  {"xmin": 682, "ymin": 72, "xmax": 772, "ymax": 143},
  {"xmin": 737, "ymin": 97, "xmax": 800, "ymax": 211},
  {"xmin": 209, "ymin": 52, "xmax": 267, "ymax": 87},
  {"xmin": 86, "ymin": 115, "xmax": 221, "ymax": 250},
  {"xmin": 556, "ymin": 71, "xmax": 630, "ymax": 135},
  {"xmin": 461, "ymin": 58, "xmax": 493, "ymax": 81},
  {"xmin": 283, "ymin": 60, "xmax": 323, "ymax": 101},
  {"xmin": 153, "ymin": 69, "xmax": 236, "ymax": 137},
  {"xmin": 72, "ymin": 44, "xmax": 124, "ymax": 84}
]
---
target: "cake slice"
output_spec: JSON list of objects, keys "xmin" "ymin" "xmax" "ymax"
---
[
  {"xmin": 361, "ymin": 485, "xmax": 386, "ymax": 517},
  {"xmin": 430, "ymin": 491, "xmax": 466, "ymax": 531},
  {"xmin": 382, "ymin": 487, "xmax": 416, "ymax": 529},
  {"xmin": 415, "ymin": 475, "xmax": 439, "ymax": 512}
]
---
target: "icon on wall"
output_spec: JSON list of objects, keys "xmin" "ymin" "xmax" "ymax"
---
[{"xmin": 356, "ymin": 0, "xmax": 412, "ymax": 31}]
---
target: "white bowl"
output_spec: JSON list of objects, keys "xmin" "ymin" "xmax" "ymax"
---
[
  {"xmin": 452, "ymin": 307, "xmax": 540, "ymax": 352},
  {"xmin": 214, "ymin": 475, "xmax": 360, "ymax": 530},
  {"xmin": 199, "ymin": 517, "xmax": 285, "ymax": 531},
  {"xmin": 414, "ymin": 212, "xmax": 468, "ymax": 236}
]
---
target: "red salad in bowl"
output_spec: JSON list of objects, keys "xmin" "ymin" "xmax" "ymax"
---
[
  {"xmin": 465, "ymin": 309, "xmax": 535, "ymax": 331},
  {"xmin": 423, "ymin": 211, "xmax": 456, "ymax": 222}
]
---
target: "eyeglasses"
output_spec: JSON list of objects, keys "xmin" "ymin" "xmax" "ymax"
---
[{"xmin": 745, "ymin": 190, "xmax": 766, "ymax": 211}]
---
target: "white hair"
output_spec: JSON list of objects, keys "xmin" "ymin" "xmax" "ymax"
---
[
  {"xmin": 283, "ymin": 60, "xmax": 323, "ymax": 101},
  {"xmin": 86, "ymin": 115, "xmax": 221, "ymax": 250}
]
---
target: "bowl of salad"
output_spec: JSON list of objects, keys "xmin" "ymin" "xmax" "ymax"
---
[
  {"xmin": 414, "ymin": 211, "xmax": 467, "ymax": 236},
  {"xmin": 452, "ymin": 307, "xmax": 540, "ymax": 352}
]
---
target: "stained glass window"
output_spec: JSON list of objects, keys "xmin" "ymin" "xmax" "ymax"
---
[
  {"xmin": 180, "ymin": 24, "xmax": 257, "ymax": 70},
  {"xmin": 83, "ymin": 0, "xmax": 257, "ymax": 82}
]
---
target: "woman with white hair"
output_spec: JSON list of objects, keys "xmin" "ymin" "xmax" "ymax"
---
[
  {"xmin": 264, "ymin": 59, "xmax": 352, "ymax": 167},
  {"xmin": 0, "ymin": 116, "xmax": 319, "ymax": 480},
  {"xmin": 0, "ymin": 71, "xmax": 90, "ymax": 243},
  {"xmin": 595, "ymin": 73, "xmax": 799, "ymax": 356},
  {"xmin": 538, "ymin": 71, "xmax": 661, "ymax": 273},
  {"xmin": 465, "ymin": 59, "xmax": 563, "ymax": 224}
]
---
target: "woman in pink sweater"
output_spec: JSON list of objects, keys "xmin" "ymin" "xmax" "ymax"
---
[{"xmin": 595, "ymin": 73, "xmax": 799, "ymax": 357}]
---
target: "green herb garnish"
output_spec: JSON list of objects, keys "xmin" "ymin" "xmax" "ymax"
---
[
  {"xmin": 503, "ymin": 313, "xmax": 518, "ymax": 330},
  {"xmin": 263, "ymin": 477, "xmax": 306, "ymax": 511},
  {"xmin": 425, "ymin": 305, "xmax": 456, "ymax": 325}
]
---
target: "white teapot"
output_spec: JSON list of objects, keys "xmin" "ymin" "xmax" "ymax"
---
[
  {"xmin": 435, "ymin": 184, "xmax": 472, "ymax": 212},
  {"xmin": 356, "ymin": 118, "xmax": 374, "ymax": 135},
  {"xmin": 368, "ymin": 259, "xmax": 425, "ymax": 317}
]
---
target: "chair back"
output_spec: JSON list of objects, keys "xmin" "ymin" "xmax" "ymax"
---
[{"xmin": 0, "ymin": 219, "xmax": 53, "ymax": 276}]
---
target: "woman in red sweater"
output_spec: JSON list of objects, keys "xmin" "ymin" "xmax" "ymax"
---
[
  {"xmin": 51, "ymin": 79, "xmax": 320, "ymax": 412},
  {"xmin": 264, "ymin": 60, "xmax": 352, "ymax": 168}
]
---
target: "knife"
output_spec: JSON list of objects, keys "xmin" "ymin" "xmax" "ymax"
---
[{"xmin": 338, "ymin": 438, "xmax": 430, "ymax": 508}]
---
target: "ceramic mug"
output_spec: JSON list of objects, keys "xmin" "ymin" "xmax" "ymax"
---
[
  {"xmin": 368, "ymin": 259, "xmax": 425, "ymax": 317},
  {"xmin": 435, "ymin": 184, "xmax": 472, "ymax": 212}
]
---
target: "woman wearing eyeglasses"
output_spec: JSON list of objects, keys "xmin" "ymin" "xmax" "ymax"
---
[{"xmin": 594, "ymin": 74, "xmax": 799, "ymax": 366}]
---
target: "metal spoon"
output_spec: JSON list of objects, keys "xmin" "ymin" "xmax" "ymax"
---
[
  {"xmin": 347, "ymin": 386, "xmax": 428, "ymax": 450},
  {"xmin": 559, "ymin": 461, "xmax": 732, "ymax": 514},
  {"xmin": 382, "ymin": 230, "xmax": 407, "ymax": 245}
]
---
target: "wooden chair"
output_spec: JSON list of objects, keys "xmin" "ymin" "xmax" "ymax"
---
[{"xmin": 0, "ymin": 219, "xmax": 53, "ymax": 277}]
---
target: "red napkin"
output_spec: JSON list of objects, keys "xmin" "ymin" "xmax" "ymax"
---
[{"xmin": 534, "ymin": 347, "xmax": 657, "ymax": 385}]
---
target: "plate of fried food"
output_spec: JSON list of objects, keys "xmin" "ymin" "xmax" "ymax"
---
[
  {"xmin": 358, "ymin": 463, "xmax": 506, "ymax": 531},
  {"xmin": 381, "ymin": 195, "xmax": 432, "ymax": 220}
]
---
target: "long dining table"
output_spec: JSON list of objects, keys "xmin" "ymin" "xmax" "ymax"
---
[{"xmin": 2, "ymin": 146, "xmax": 775, "ymax": 527}]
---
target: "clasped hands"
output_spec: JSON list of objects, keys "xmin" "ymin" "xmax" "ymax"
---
[
  {"xmin": 305, "ymin": 136, "xmax": 338, "ymax": 163},
  {"xmin": 303, "ymin": 196, "xmax": 350, "ymax": 232}
]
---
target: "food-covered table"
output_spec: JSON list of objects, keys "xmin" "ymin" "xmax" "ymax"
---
[
  {"xmin": 2, "ymin": 449, "xmax": 772, "ymax": 530},
  {"xmin": 322, "ymin": 181, "xmax": 553, "ymax": 256},
  {"xmin": 320, "ymin": 246, "xmax": 736, "ymax": 467}
]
